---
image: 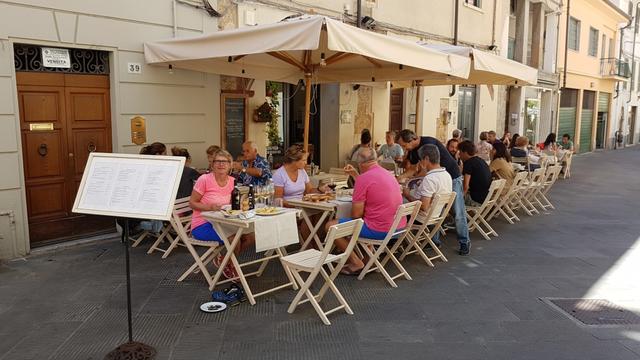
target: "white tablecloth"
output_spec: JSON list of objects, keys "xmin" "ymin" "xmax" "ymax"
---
[{"xmin": 253, "ymin": 211, "xmax": 299, "ymax": 252}]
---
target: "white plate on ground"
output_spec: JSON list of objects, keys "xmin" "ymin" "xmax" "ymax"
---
[{"xmin": 200, "ymin": 301, "xmax": 227, "ymax": 313}]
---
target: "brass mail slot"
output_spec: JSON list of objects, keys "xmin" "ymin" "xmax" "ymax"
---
[
  {"xmin": 130, "ymin": 116, "xmax": 147, "ymax": 145},
  {"xmin": 29, "ymin": 123, "xmax": 54, "ymax": 131}
]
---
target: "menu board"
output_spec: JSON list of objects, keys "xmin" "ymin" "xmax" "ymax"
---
[
  {"xmin": 224, "ymin": 96, "xmax": 246, "ymax": 158},
  {"xmin": 72, "ymin": 153, "xmax": 185, "ymax": 221}
]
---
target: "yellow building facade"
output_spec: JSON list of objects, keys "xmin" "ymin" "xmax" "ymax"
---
[{"xmin": 557, "ymin": 0, "xmax": 629, "ymax": 152}]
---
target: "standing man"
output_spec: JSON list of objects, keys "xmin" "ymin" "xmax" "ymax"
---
[
  {"xmin": 234, "ymin": 141, "xmax": 272, "ymax": 186},
  {"xmin": 458, "ymin": 141, "xmax": 492, "ymax": 206},
  {"xmin": 396, "ymin": 129, "xmax": 470, "ymax": 255},
  {"xmin": 377, "ymin": 130, "xmax": 404, "ymax": 163}
]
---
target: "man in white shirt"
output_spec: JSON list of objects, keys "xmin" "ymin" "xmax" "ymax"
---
[{"xmin": 403, "ymin": 144, "xmax": 453, "ymax": 212}]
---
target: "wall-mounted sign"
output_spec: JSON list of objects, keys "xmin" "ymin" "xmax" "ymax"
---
[
  {"xmin": 127, "ymin": 63, "xmax": 142, "ymax": 74},
  {"xmin": 29, "ymin": 123, "xmax": 54, "ymax": 131},
  {"xmin": 41, "ymin": 47, "xmax": 70, "ymax": 68},
  {"xmin": 130, "ymin": 116, "xmax": 147, "ymax": 145}
]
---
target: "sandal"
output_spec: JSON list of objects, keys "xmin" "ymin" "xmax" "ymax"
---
[{"xmin": 340, "ymin": 267, "xmax": 362, "ymax": 276}]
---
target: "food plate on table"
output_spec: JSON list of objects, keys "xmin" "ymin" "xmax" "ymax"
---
[
  {"xmin": 335, "ymin": 196, "xmax": 352, "ymax": 202},
  {"xmin": 220, "ymin": 209, "xmax": 243, "ymax": 218},
  {"xmin": 199, "ymin": 301, "xmax": 227, "ymax": 313},
  {"xmin": 255, "ymin": 207, "xmax": 285, "ymax": 216},
  {"xmin": 303, "ymin": 193, "xmax": 336, "ymax": 202}
]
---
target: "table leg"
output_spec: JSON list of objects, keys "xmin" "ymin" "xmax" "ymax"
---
[
  {"xmin": 300, "ymin": 209, "xmax": 331, "ymax": 251},
  {"xmin": 208, "ymin": 224, "xmax": 258, "ymax": 304}
]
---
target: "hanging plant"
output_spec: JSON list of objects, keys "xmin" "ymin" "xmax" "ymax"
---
[{"xmin": 254, "ymin": 101, "xmax": 275, "ymax": 123}]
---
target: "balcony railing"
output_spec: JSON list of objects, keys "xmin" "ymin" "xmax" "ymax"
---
[{"xmin": 600, "ymin": 58, "xmax": 631, "ymax": 78}]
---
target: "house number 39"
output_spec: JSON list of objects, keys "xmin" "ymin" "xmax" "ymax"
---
[{"xmin": 127, "ymin": 63, "xmax": 142, "ymax": 74}]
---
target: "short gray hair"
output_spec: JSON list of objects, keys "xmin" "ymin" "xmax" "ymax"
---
[
  {"xmin": 452, "ymin": 129, "xmax": 462, "ymax": 138},
  {"xmin": 243, "ymin": 141, "xmax": 257, "ymax": 151},
  {"xmin": 417, "ymin": 144, "xmax": 440, "ymax": 164},
  {"xmin": 355, "ymin": 147, "xmax": 377, "ymax": 164}
]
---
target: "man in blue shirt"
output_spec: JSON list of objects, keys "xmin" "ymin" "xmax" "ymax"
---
[
  {"xmin": 234, "ymin": 141, "xmax": 272, "ymax": 186},
  {"xmin": 397, "ymin": 129, "xmax": 470, "ymax": 255}
]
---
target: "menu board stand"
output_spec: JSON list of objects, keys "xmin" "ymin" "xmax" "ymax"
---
[{"xmin": 73, "ymin": 153, "xmax": 185, "ymax": 360}]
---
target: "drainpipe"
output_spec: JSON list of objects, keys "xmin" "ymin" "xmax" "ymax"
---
[
  {"xmin": 562, "ymin": 0, "xmax": 570, "ymax": 89},
  {"xmin": 615, "ymin": 4, "xmax": 634, "ymax": 99},
  {"xmin": 628, "ymin": 3, "xmax": 639, "ymax": 103},
  {"xmin": 450, "ymin": 0, "xmax": 459, "ymax": 97},
  {"xmin": 490, "ymin": 0, "xmax": 497, "ymax": 48},
  {"xmin": 173, "ymin": 0, "xmax": 178, "ymax": 37},
  {"xmin": 357, "ymin": 0, "xmax": 362, "ymax": 28}
]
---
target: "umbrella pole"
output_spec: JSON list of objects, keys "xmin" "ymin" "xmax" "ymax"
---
[
  {"xmin": 415, "ymin": 81, "xmax": 423, "ymax": 135},
  {"xmin": 303, "ymin": 74, "xmax": 312, "ymax": 152}
]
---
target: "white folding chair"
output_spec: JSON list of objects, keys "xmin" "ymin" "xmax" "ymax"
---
[
  {"xmin": 175, "ymin": 206, "xmax": 223, "ymax": 289},
  {"xmin": 280, "ymin": 219, "xmax": 364, "ymax": 325},
  {"xmin": 488, "ymin": 171, "xmax": 529, "ymax": 224},
  {"xmin": 531, "ymin": 165, "xmax": 562, "ymax": 211},
  {"xmin": 397, "ymin": 192, "xmax": 456, "ymax": 267},
  {"xmin": 147, "ymin": 197, "xmax": 190, "ymax": 258},
  {"xmin": 356, "ymin": 201, "xmax": 421, "ymax": 288},
  {"xmin": 514, "ymin": 168, "xmax": 545, "ymax": 216},
  {"xmin": 562, "ymin": 151, "xmax": 573, "ymax": 179},
  {"xmin": 522, "ymin": 168, "xmax": 546, "ymax": 214},
  {"xmin": 466, "ymin": 179, "xmax": 506, "ymax": 240}
]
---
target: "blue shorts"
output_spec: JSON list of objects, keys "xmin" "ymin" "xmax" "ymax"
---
[
  {"xmin": 338, "ymin": 218, "xmax": 389, "ymax": 240},
  {"xmin": 191, "ymin": 223, "xmax": 223, "ymax": 243}
]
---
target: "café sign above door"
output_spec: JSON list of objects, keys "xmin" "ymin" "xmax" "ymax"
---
[{"xmin": 41, "ymin": 47, "xmax": 71, "ymax": 68}]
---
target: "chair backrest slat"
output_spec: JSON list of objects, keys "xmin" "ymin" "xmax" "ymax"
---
[{"xmin": 321, "ymin": 219, "xmax": 364, "ymax": 269}]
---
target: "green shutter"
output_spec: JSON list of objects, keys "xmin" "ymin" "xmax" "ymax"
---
[
  {"xmin": 580, "ymin": 110, "xmax": 594, "ymax": 153},
  {"xmin": 598, "ymin": 93, "xmax": 610, "ymax": 112},
  {"xmin": 558, "ymin": 107, "xmax": 577, "ymax": 141}
]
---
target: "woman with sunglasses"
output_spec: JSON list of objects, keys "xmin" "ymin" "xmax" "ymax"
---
[{"xmin": 189, "ymin": 149, "xmax": 254, "ymax": 279}]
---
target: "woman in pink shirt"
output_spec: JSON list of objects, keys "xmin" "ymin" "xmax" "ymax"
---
[{"xmin": 190, "ymin": 149, "xmax": 254, "ymax": 278}]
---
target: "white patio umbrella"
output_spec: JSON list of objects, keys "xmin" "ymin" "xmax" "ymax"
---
[
  {"xmin": 394, "ymin": 43, "xmax": 538, "ymax": 87},
  {"xmin": 144, "ymin": 15, "xmax": 471, "ymax": 150}
]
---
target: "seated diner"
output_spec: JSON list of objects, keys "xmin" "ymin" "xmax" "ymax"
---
[{"xmin": 325, "ymin": 147, "xmax": 406, "ymax": 275}]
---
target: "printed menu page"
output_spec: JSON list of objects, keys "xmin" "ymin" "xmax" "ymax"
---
[{"xmin": 76, "ymin": 155, "xmax": 183, "ymax": 219}]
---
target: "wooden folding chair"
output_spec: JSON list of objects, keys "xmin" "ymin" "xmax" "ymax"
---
[
  {"xmin": 356, "ymin": 201, "xmax": 421, "ymax": 288},
  {"xmin": 487, "ymin": 171, "xmax": 529, "ymax": 224},
  {"xmin": 513, "ymin": 168, "xmax": 545, "ymax": 216},
  {"xmin": 466, "ymin": 179, "xmax": 506, "ymax": 240},
  {"xmin": 280, "ymin": 219, "xmax": 364, "ymax": 325},
  {"xmin": 531, "ymin": 165, "xmax": 562, "ymax": 212},
  {"xmin": 562, "ymin": 151, "xmax": 573, "ymax": 179},
  {"xmin": 522, "ymin": 168, "xmax": 546, "ymax": 214},
  {"xmin": 147, "ymin": 197, "xmax": 190, "ymax": 258},
  {"xmin": 175, "ymin": 205, "xmax": 223, "ymax": 288},
  {"xmin": 397, "ymin": 192, "xmax": 456, "ymax": 267}
]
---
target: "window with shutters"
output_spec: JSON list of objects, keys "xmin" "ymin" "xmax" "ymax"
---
[
  {"xmin": 601, "ymin": 34, "xmax": 606, "ymax": 59},
  {"xmin": 588, "ymin": 27, "xmax": 598, "ymax": 57},
  {"xmin": 568, "ymin": 17, "xmax": 580, "ymax": 51}
]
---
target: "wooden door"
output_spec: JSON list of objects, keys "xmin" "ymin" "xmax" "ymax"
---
[
  {"xmin": 389, "ymin": 89, "xmax": 404, "ymax": 132},
  {"xmin": 17, "ymin": 73, "xmax": 113, "ymax": 245}
]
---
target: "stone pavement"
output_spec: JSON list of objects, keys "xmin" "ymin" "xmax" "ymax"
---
[{"xmin": 1, "ymin": 147, "xmax": 640, "ymax": 360}]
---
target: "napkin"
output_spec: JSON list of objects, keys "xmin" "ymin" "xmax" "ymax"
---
[{"xmin": 254, "ymin": 211, "xmax": 299, "ymax": 252}]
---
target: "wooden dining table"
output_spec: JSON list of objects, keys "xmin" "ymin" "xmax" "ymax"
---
[
  {"xmin": 201, "ymin": 208, "xmax": 301, "ymax": 305},
  {"xmin": 286, "ymin": 196, "xmax": 353, "ymax": 250}
]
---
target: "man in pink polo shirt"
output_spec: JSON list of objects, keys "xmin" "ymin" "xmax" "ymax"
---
[{"xmin": 326, "ymin": 147, "xmax": 405, "ymax": 274}]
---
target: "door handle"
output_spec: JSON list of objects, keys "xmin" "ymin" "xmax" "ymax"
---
[
  {"xmin": 38, "ymin": 144, "xmax": 48, "ymax": 157},
  {"xmin": 88, "ymin": 142, "xmax": 97, "ymax": 153}
]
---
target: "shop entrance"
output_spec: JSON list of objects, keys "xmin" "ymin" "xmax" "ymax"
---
[{"xmin": 16, "ymin": 71, "xmax": 113, "ymax": 245}]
